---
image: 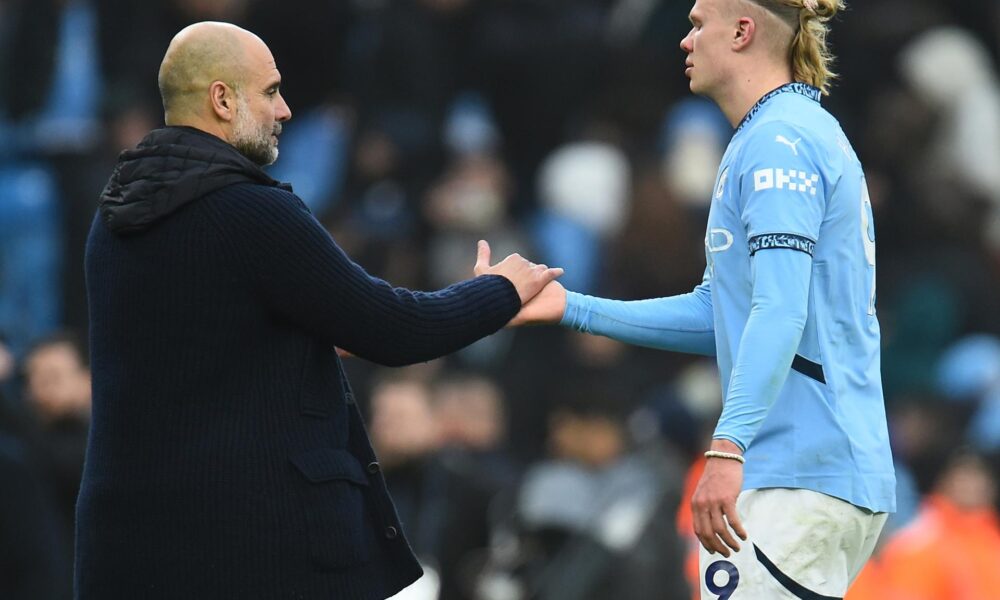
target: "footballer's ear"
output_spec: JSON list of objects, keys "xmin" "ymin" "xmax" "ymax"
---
[{"xmin": 733, "ymin": 16, "xmax": 756, "ymax": 51}]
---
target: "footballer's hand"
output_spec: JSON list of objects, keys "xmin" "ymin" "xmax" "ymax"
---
[
  {"xmin": 691, "ymin": 440, "xmax": 749, "ymax": 558},
  {"xmin": 509, "ymin": 280, "xmax": 566, "ymax": 326},
  {"xmin": 474, "ymin": 240, "xmax": 563, "ymax": 305}
]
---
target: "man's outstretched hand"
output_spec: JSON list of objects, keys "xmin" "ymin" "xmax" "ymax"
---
[
  {"xmin": 510, "ymin": 281, "xmax": 566, "ymax": 326},
  {"xmin": 474, "ymin": 240, "xmax": 563, "ymax": 305}
]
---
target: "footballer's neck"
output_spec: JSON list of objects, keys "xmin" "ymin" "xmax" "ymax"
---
[{"xmin": 715, "ymin": 65, "xmax": 795, "ymax": 128}]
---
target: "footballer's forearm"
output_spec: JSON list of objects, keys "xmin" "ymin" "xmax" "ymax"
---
[
  {"xmin": 714, "ymin": 249, "xmax": 812, "ymax": 451},
  {"xmin": 560, "ymin": 284, "xmax": 716, "ymax": 356}
]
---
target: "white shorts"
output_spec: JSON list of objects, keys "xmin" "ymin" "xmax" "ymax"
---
[{"xmin": 699, "ymin": 488, "xmax": 887, "ymax": 599}]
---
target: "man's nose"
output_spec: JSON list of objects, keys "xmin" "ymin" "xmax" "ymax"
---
[
  {"xmin": 276, "ymin": 94, "xmax": 292, "ymax": 122},
  {"xmin": 680, "ymin": 29, "xmax": 694, "ymax": 53}
]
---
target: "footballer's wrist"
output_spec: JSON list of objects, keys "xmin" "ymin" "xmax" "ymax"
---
[{"xmin": 710, "ymin": 438, "xmax": 744, "ymax": 455}]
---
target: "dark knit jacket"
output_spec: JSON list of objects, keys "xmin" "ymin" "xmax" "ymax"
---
[{"xmin": 79, "ymin": 127, "xmax": 520, "ymax": 599}]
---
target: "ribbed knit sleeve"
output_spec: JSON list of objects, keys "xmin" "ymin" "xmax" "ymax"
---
[{"xmin": 201, "ymin": 184, "xmax": 521, "ymax": 366}]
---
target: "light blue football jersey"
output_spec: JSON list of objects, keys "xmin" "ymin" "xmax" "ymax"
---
[
  {"xmin": 561, "ymin": 83, "xmax": 895, "ymax": 513},
  {"xmin": 705, "ymin": 83, "xmax": 894, "ymax": 513}
]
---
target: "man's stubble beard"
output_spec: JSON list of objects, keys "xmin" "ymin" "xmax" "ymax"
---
[{"xmin": 232, "ymin": 95, "xmax": 280, "ymax": 167}]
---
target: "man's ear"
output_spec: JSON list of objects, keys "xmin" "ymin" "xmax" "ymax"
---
[
  {"xmin": 209, "ymin": 81, "xmax": 235, "ymax": 122},
  {"xmin": 733, "ymin": 16, "xmax": 756, "ymax": 51}
]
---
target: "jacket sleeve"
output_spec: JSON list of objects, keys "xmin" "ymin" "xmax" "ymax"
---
[{"xmin": 203, "ymin": 184, "xmax": 520, "ymax": 366}]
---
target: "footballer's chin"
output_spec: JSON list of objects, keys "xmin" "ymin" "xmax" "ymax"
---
[
  {"xmin": 684, "ymin": 68, "xmax": 699, "ymax": 92},
  {"xmin": 687, "ymin": 75, "xmax": 711, "ymax": 97}
]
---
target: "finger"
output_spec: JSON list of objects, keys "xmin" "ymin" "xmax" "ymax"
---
[
  {"xmin": 693, "ymin": 506, "xmax": 718, "ymax": 555},
  {"xmin": 537, "ymin": 267, "xmax": 564, "ymax": 284},
  {"xmin": 698, "ymin": 529, "xmax": 724, "ymax": 556},
  {"xmin": 724, "ymin": 500, "xmax": 748, "ymax": 541},
  {"xmin": 496, "ymin": 253, "xmax": 523, "ymax": 268},
  {"xmin": 711, "ymin": 507, "xmax": 740, "ymax": 555},
  {"xmin": 475, "ymin": 240, "xmax": 491, "ymax": 274},
  {"xmin": 704, "ymin": 508, "xmax": 729, "ymax": 556}
]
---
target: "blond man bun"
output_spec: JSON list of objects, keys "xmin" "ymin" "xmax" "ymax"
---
[{"xmin": 748, "ymin": 0, "xmax": 846, "ymax": 95}]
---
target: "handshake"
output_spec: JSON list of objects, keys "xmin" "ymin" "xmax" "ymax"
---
[{"xmin": 473, "ymin": 240, "xmax": 568, "ymax": 327}]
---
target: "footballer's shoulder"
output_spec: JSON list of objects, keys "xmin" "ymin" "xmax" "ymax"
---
[{"xmin": 744, "ymin": 114, "xmax": 848, "ymax": 166}]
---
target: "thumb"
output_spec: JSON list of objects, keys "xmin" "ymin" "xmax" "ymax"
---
[{"xmin": 475, "ymin": 240, "xmax": 491, "ymax": 275}]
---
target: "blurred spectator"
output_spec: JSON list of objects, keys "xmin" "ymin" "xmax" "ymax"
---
[
  {"xmin": 0, "ymin": 0, "xmax": 102, "ymax": 152},
  {"xmin": 477, "ymin": 377, "xmax": 689, "ymax": 600},
  {"xmin": 899, "ymin": 27, "xmax": 1000, "ymax": 213},
  {"xmin": 22, "ymin": 331, "xmax": 91, "ymax": 544},
  {"xmin": 0, "ymin": 388, "xmax": 71, "ymax": 600},
  {"xmin": 432, "ymin": 373, "xmax": 511, "ymax": 464},
  {"xmin": 641, "ymin": 361, "xmax": 725, "ymax": 598},
  {"xmin": 423, "ymin": 98, "xmax": 531, "ymax": 369},
  {"xmin": 432, "ymin": 373, "xmax": 520, "ymax": 597},
  {"xmin": 658, "ymin": 98, "xmax": 731, "ymax": 211},
  {"xmin": 424, "ymin": 151, "xmax": 524, "ymax": 293},
  {"xmin": 370, "ymin": 372, "xmax": 503, "ymax": 600},
  {"xmin": 248, "ymin": 0, "xmax": 355, "ymax": 217},
  {"xmin": 848, "ymin": 449, "xmax": 1000, "ymax": 600},
  {"xmin": 470, "ymin": 0, "xmax": 610, "ymax": 212},
  {"xmin": 0, "ymin": 337, "xmax": 14, "ymax": 398},
  {"xmin": 0, "ymin": 163, "xmax": 62, "ymax": 358},
  {"xmin": 606, "ymin": 161, "xmax": 706, "ymax": 300},
  {"xmin": 531, "ymin": 140, "xmax": 631, "ymax": 294},
  {"xmin": 937, "ymin": 334, "xmax": 1000, "ymax": 452}
]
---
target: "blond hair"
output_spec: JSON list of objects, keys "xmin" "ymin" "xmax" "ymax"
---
[{"xmin": 746, "ymin": 0, "xmax": 846, "ymax": 95}]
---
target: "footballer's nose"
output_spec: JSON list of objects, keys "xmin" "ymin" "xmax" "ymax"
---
[{"xmin": 680, "ymin": 28, "xmax": 695, "ymax": 53}]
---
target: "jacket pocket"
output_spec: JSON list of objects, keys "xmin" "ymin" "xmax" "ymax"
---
[
  {"xmin": 290, "ymin": 447, "xmax": 372, "ymax": 570},
  {"xmin": 298, "ymin": 344, "xmax": 335, "ymax": 418}
]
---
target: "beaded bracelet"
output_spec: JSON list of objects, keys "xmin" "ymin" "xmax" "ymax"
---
[{"xmin": 704, "ymin": 450, "xmax": 746, "ymax": 464}]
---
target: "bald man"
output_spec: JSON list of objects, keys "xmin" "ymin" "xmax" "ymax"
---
[{"xmin": 80, "ymin": 22, "xmax": 560, "ymax": 599}]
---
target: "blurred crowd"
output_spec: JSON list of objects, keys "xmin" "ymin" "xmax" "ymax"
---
[{"xmin": 1, "ymin": 0, "xmax": 999, "ymax": 598}]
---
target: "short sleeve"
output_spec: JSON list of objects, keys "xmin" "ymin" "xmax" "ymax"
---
[{"xmin": 737, "ymin": 121, "xmax": 828, "ymax": 257}]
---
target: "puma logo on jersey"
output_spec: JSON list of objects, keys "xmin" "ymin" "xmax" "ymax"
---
[
  {"xmin": 775, "ymin": 135, "xmax": 802, "ymax": 156},
  {"xmin": 753, "ymin": 168, "xmax": 820, "ymax": 195}
]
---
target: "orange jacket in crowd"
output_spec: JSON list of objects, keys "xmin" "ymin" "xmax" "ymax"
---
[
  {"xmin": 677, "ymin": 456, "xmax": 706, "ymax": 600},
  {"xmin": 846, "ymin": 494, "xmax": 1000, "ymax": 600}
]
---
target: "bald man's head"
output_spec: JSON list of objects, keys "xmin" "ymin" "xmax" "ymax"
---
[
  {"xmin": 156, "ymin": 22, "xmax": 291, "ymax": 165},
  {"xmin": 158, "ymin": 22, "xmax": 254, "ymax": 121}
]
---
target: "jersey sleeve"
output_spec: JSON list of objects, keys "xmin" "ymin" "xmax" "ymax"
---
[
  {"xmin": 559, "ymin": 269, "xmax": 716, "ymax": 356},
  {"xmin": 737, "ymin": 121, "xmax": 829, "ymax": 254},
  {"xmin": 713, "ymin": 121, "xmax": 833, "ymax": 450},
  {"xmin": 713, "ymin": 249, "xmax": 812, "ymax": 450}
]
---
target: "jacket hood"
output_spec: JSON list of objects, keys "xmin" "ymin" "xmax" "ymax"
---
[{"xmin": 98, "ymin": 126, "xmax": 291, "ymax": 234}]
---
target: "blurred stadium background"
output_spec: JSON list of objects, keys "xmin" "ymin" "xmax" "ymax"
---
[{"xmin": 1, "ymin": 0, "xmax": 999, "ymax": 598}]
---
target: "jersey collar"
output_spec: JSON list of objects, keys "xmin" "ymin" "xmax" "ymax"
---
[{"xmin": 735, "ymin": 82, "xmax": 822, "ymax": 134}]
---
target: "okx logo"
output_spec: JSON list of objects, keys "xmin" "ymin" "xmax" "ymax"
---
[{"xmin": 753, "ymin": 168, "xmax": 819, "ymax": 196}]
